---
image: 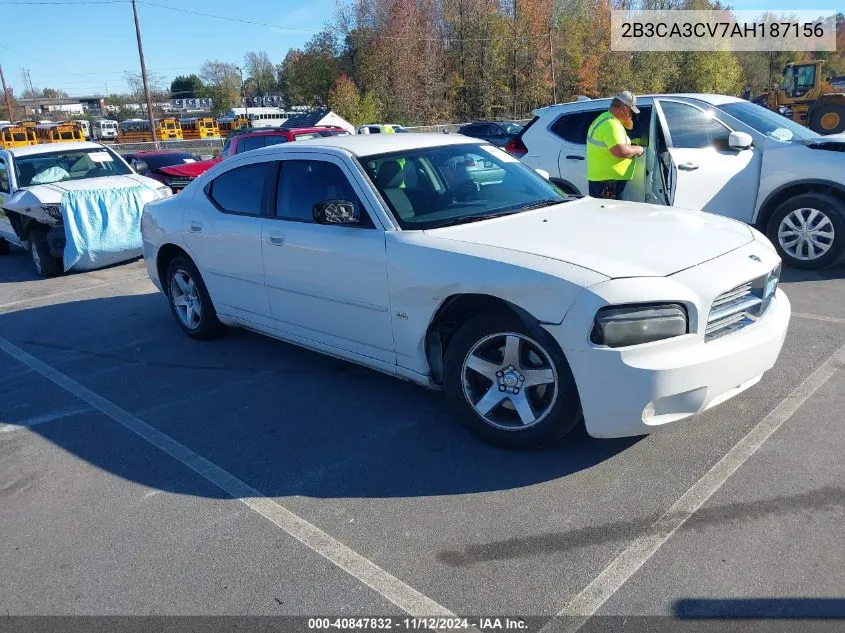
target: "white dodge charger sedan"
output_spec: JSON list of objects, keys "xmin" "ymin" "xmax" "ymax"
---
[{"xmin": 141, "ymin": 133, "xmax": 791, "ymax": 449}]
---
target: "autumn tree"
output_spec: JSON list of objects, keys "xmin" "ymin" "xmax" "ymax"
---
[
  {"xmin": 199, "ymin": 61, "xmax": 242, "ymax": 114},
  {"xmin": 328, "ymin": 73, "xmax": 382, "ymax": 124},
  {"xmin": 244, "ymin": 51, "xmax": 277, "ymax": 96}
]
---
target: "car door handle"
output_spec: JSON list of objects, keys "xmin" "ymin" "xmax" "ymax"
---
[
  {"xmin": 267, "ymin": 232, "xmax": 285, "ymax": 246},
  {"xmin": 189, "ymin": 220, "xmax": 203, "ymax": 232},
  {"xmin": 566, "ymin": 155, "xmax": 585, "ymax": 160},
  {"xmin": 678, "ymin": 162, "xmax": 699, "ymax": 171}
]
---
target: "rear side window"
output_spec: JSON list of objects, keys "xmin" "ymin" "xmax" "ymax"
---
[
  {"xmin": 236, "ymin": 135, "xmax": 266, "ymax": 154},
  {"xmin": 207, "ymin": 162, "xmax": 273, "ymax": 215},
  {"xmin": 550, "ymin": 111, "xmax": 603, "ymax": 144},
  {"xmin": 0, "ymin": 161, "xmax": 9, "ymax": 193}
]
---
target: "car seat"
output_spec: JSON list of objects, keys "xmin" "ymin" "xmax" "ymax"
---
[{"xmin": 376, "ymin": 160, "xmax": 414, "ymax": 220}]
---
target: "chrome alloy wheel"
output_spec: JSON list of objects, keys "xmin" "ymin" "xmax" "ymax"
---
[
  {"xmin": 170, "ymin": 268, "xmax": 203, "ymax": 330},
  {"xmin": 778, "ymin": 207, "xmax": 835, "ymax": 262},
  {"xmin": 461, "ymin": 332, "xmax": 559, "ymax": 430}
]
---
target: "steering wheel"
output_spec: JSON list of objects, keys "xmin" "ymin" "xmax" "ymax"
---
[{"xmin": 454, "ymin": 180, "xmax": 480, "ymax": 202}]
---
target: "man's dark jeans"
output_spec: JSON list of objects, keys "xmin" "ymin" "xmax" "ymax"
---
[{"xmin": 588, "ymin": 180, "xmax": 628, "ymax": 200}]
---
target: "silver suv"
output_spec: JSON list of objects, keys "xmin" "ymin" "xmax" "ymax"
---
[{"xmin": 513, "ymin": 94, "xmax": 845, "ymax": 269}]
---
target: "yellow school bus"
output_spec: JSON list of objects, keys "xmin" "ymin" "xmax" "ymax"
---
[
  {"xmin": 0, "ymin": 124, "xmax": 38, "ymax": 149},
  {"xmin": 118, "ymin": 117, "xmax": 184, "ymax": 143},
  {"xmin": 216, "ymin": 114, "xmax": 251, "ymax": 135},
  {"xmin": 180, "ymin": 116, "xmax": 220, "ymax": 140},
  {"xmin": 35, "ymin": 122, "xmax": 85, "ymax": 143},
  {"xmin": 16, "ymin": 120, "xmax": 38, "ymax": 129}
]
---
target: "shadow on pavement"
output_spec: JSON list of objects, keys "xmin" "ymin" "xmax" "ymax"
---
[{"xmin": 1, "ymin": 292, "xmax": 641, "ymax": 500}]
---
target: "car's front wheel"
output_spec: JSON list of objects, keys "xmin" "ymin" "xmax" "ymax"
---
[
  {"xmin": 767, "ymin": 193, "xmax": 844, "ymax": 269},
  {"xmin": 30, "ymin": 232, "xmax": 62, "ymax": 278},
  {"xmin": 166, "ymin": 256, "xmax": 222, "ymax": 340},
  {"xmin": 443, "ymin": 311, "xmax": 582, "ymax": 449}
]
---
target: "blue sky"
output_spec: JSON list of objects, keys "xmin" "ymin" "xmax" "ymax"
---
[
  {"xmin": 0, "ymin": 0, "xmax": 840, "ymax": 97},
  {"xmin": 0, "ymin": 0, "xmax": 335, "ymax": 96}
]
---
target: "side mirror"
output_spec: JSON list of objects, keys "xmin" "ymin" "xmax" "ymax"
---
[
  {"xmin": 313, "ymin": 200, "xmax": 359, "ymax": 225},
  {"xmin": 728, "ymin": 131, "xmax": 753, "ymax": 151},
  {"xmin": 535, "ymin": 168, "xmax": 551, "ymax": 181},
  {"xmin": 133, "ymin": 160, "xmax": 149, "ymax": 175}
]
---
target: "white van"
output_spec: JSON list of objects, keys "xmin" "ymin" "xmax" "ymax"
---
[{"xmin": 92, "ymin": 119, "xmax": 118, "ymax": 141}]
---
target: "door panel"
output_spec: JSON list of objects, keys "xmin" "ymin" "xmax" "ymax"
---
[
  {"xmin": 262, "ymin": 157, "xmax": 395, "ymax": 364},
  {"xmin": 182, "ymin": 162, "xmax": 274, "ymax": 328},
  {"xmin": 656, "ymin": 99, "xmax": 760, "ymax": 221}
]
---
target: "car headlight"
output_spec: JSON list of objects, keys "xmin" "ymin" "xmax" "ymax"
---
[
  {"xmin": 154, "ymin": 186, "xmax": 173, "ymax": 199},
  {"xmin": 41, "ymin": 204, "xmax": 63, "ymax": 219},
  {"xmin": 590, "ymin": 303, "xmax": 688, "ymax": 348}
]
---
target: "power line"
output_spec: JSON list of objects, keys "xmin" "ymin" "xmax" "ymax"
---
[
  {"xmin": 135, "ymin": 0, "xmax": 321, "ymax": 34},
  {"xmin": 0, "ymin": 0, "xmax": 125, "ymax": 4}
]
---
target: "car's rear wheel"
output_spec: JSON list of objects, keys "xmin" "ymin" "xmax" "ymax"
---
[
  {"xmin": 166, "ymin": 255, "xmax": 221, "ymax": 340},
  {"xmin": 767, "ymin": 193, "xmax": 844, "ymax": 269},
  {"xmin": 30, "ymin": 232, "xmax": 62, "ymax": 277},
  {"xmin": 443, "ymin": 311, "xmax": 582, "ymax": 449}
]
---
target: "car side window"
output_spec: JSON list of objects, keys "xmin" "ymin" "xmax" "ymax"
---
[
  {"xmin": 207, "ymin": 161, "xmax": 273, "ymax": 215},
  {"xmin": 550, "ymin": 111, "xmax": 604, "ymax": 145},
  {"xmin": 659, "ymin": 101, "xmax": 732, "ymax": 149},
  {"xmin": 0, "ymin": 161, "xmax": 10, "ymax": 193},
  {"xmin": 237, "ymin": 135, "xmax": 266, "ymax": 154},
  {"xmin": 276, "ymin": 159, "xmax": 372, "ymax": 227}
]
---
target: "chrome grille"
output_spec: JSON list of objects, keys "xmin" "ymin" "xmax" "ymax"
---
[
  {"xmin": 164, "ymin": 177, "xmax": 192, "ymax": 189},
  {"xmin": 705, "ymin": 265, "xmax": 780, "ymax": 342}
]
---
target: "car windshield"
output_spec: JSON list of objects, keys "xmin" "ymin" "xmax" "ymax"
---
[
  {"xmin": 501, "ymin": 122, "xmax": 523, "ymax": 134},
  {"xmin": 360, "ymin": 143, "xmax": 569, "ymax": 230},
  {"xmin": 15, "ymin": 148, "xmax": 132, "ymax": 187},
  {"xmin": 137, "ymin": 152, "xmax": 198, "ymax": 170},
  {"xmin": 717, "ymin": 101, "xmax": 819, "ymax": 143}
]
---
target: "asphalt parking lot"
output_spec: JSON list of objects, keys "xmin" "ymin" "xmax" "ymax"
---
[{"xmin": 1, "ymin": 248, "xmax": 844, "ymax": 630}]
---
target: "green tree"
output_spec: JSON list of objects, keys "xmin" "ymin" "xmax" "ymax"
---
[
  {"xmin": 278, "ymin": 30, "xmax": 342, "ymax": 107},
  {"xmin": 327, "ymin": 73, "xmax": 382, "ymax": 125},
  {"xmin": 170, "ymin": 74, "xmax": 206, "ymax": 99}
]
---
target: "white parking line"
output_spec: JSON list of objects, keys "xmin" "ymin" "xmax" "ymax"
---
[
  {"xmin": 546, "ymin": 340, "xmax": 845, "ymax": 632},
  {"xmin": 0, "ymin": 336, "xmax": 455, "ymax": 617},
  {"xmin": 0, "ymin": 407, "xmax": 90, "ymax": 433},
  {"xmin": 792, "ymin": 312, "xmax": 845, "ymax": 325}
]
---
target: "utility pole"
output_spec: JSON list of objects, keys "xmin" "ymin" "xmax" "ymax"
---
[
  {"xmin": 131, "ymin": 0, "xmax": 158, "ymax": 147},
  {"xmin": 0, "ymin": 64, "xmax": 14, "ymax": 121},
  {"xmin": 548, "ymin": 28, "xmax": 557, "ymax": 105},
  {"xmin": 237, "ymin": 66, "xmax": 249, "ymax": 122}
]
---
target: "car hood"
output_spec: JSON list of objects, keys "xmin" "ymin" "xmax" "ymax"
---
[
  {"xmin": 800, "ymin": 133, "xmax": 845, "ymax": 152},
  {"xmin": 159, "ymin": 157, "xmax": 221, "ymax": 178},
  {"xmin": 13, "ymin": 174, "xmax": 161, "ymax": 203},
  {"xmin": 425, "ymin": 198, "xmax": 754, "ymax": 278}
]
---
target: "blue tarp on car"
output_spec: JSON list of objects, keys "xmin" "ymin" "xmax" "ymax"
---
[{"xmin": 60, "ymin": 186, "xmax": 149, "ymax": 272}]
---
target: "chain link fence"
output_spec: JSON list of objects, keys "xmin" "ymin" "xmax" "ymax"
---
[
  {"xmin": 105, "ymin": 119, "xmax": 535, "ymax": 155},
  {"xmin": 109, "ymin": 138, "xmax": 225, "ymax": 157}
]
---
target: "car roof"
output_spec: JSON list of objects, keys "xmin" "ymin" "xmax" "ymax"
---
[
  {"xmin": 5, "ymin": 141, "xmax": 107, "ymax": 157},
  {"xmin": 535, "ymin": 93, "xmax": 745, "ymax": 115},
  {"xmin": 269, "ymin": 132, "xmax": 479, "ymax": 157}
]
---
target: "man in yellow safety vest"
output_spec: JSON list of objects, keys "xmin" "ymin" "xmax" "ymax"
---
[{"xmin": 585, "ymin": 91, "xmax": 645, "ymax": 200}]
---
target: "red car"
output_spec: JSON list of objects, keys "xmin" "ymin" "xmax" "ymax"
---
[{"xmin": 157, "ymin": 126, "xmax": 350, "ymax": 191}]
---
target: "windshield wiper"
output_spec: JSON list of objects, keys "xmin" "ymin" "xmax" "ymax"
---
[
  {"xmin": 434, "ymin": 210, "xmax": 522, "ymax": 227},
  {"xmin": 517, "ymin": 197, "xmax": 567, "ymax": 211}
]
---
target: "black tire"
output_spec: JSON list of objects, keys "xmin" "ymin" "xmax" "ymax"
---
[
  {"xmin": 165, "ymin": 255, "xmax": 222, "ymax": 340},
  {"xmin": 30, "ymin": 232, "xmax": 62, "ymax": 278},
  {"xmin": 0, "ymin": 238, "xmax": 10, "ymax": 256},
  {"xmin": 443, "ymin": 310, "xmax": 582, "ymax": 449},
  {"xmin": 766, "ymin": 193, "xmax": 844, "ymax": 269},
  {"xmin": 809, "ymin": 103, "xmax": 845, "ymax": 135}
]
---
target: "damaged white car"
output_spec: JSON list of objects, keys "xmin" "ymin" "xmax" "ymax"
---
[{"xmin": 0, "ymin": 142, "xmax": 171, "ymax": 277}]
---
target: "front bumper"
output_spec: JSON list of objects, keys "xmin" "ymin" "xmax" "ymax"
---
[{"xmin": 545, "ymin": 288, "xmax": 790, "ymax": 438}]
